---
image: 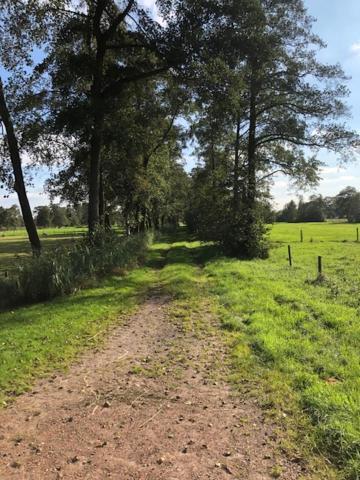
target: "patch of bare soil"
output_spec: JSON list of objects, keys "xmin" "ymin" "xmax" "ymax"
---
[{"xmin": 0, "ymin": 295, "xmax": 305, "ymax": 479}]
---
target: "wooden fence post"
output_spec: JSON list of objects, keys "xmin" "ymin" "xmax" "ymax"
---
[
  {"xmin": 288, "ymin": 245, "xmax": 292, "ymax": 267},
  {"xmin": 300, "ymin": 230, "xmax": 303, "ymax": 243},
  {"xmin": 318, "ymin": 256, "xmax": 322, "ymax": 276}
]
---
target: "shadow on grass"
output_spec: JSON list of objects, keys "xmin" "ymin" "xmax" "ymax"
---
[
  {"xmin": 0, "ymin": 230, "xmax": 221, "ymax": 322},
  {"xmin": 0, "ymin": 229, "xmax": 221, "ymax": 401},
  {"xmin": 0, "ymin": 270, "xmax": 155, "ymax": 330}
]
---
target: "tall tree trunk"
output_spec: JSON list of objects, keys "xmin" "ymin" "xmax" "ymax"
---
[
  {"xmin": 88, "ymin": 3, "xmax": 106, "ymax": 236},
  {"xmin": 247, "ymin": 85, "xmax": 257, "ymax": 209},
  {"xmin": 99, "ymin": 167, "xmax": 105, "ymax": 225},
  {"xmin": 0, "ymin": 79, "xmax": 41, "ymax": 255},
  {"xmin": 139, "ymin": 205, "xmax": 147, "ymax": 232},
  {"xmin": 88, "ymin": 0, "xmax": 135, "ymax": 236},
  {"xmin": 88, "ymin": 84, "xmax": 105, "ymax": 235},
  {"xmin": 209, "ymin": 138, "xmax": 216, "ymax": 203},
  {"xmin": 243, "ymin": 66, "xmax": 258, "ymax": 255},
  {"xmin": 233, "ymin": 114, "xmax": 242, "ymax": 211}
]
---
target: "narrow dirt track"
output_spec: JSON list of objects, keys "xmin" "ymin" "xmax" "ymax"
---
[{"xmin": 0, "ymin": 294, "xmax": 304, "ymax": 479}]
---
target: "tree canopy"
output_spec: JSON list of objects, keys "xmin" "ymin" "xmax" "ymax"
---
[{"xmin": 0, "ymin": 0, "xmax": 358, "ymax": 257}]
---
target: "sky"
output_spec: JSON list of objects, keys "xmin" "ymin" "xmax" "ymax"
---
[
  {"xmin": 1, "ymin": 0, "xmax": 360, "ymax": 209},
  {"xmin": 272, "ymin": 0, "xmax": 360, "ymax": 207}
]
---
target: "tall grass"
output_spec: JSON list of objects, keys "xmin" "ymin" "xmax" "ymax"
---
[{"xmin": 0, "ymin": 230, "xmax": 152, "ymax": 310}]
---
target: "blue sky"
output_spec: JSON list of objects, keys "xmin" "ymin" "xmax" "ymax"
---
[
  {"xmin": 271, "ymin": 0, "xmax": 360, "ymax": 207},
  {"xmin": 1, "ymin": 0, "xmax": 360, "ymax": 209}
]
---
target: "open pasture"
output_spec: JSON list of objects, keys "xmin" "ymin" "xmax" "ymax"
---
[
  {"xmin": 207, "ymin": 222, "xmax": 360, "ymax": 477},
  {"xmin": 270, "ymin": 221, "xmax": 360, "ymax": 244}
]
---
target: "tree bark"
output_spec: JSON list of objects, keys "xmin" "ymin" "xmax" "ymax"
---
[
  {"xmin": 247, "ymin": 81, "xmax": 257, "ymax": 209},
  {"xmin": 0, "ymin": 79, "xmax": 41, "ymax": 255},
  {"xmin": 99, "ymin": 167, "xmax": 105, "ymax": 225},
  {"xmin": 243, "ymin": 64, "xmax": 258, "ymax": 252},
  {"xmin": 233, "ymin": 114, "xmax": 242, "ymax": 211},
  {"xmin": 88, "ymin": 42, "xmax": 106, "ymax": 235}
]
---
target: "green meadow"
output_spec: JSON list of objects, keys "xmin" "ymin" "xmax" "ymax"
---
[
  {"xmin": 0, "ymin": 223, "xmax": 359, "ymax": 478},
  {"xmin": 207, "ymin": 222, "xmax": 360, "ymax": 478}
]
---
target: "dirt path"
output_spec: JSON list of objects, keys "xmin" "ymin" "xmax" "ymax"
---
[{"xmin": 0, "ymin": 294, "xmax": 304, "ymax": 480}]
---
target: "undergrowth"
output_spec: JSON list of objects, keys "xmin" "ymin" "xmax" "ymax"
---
[{"xmin": 0, "ymin": 230, "xmax": 152, "ymax": 309}]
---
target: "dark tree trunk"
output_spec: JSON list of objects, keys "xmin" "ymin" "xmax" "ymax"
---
[
  {"xmin": 88, "ymin": 0, "xmax": 108, "ymax": 236},
  {"xmin": 139, "ymin": 206, "xmax": 147, "ymax": 232},
  {"xmin": 125, "ymin": 211, "xmax": 131, "ymax": 235},
  {"xmin": 209, "ymin": 140, "xmax": 216, "ymax": 202},
  {"xmin": 0, "ymin": 79, "xmax": 41, "ymax": 255},
  {"xmin": 99, "ymin": 168, "xmax": 105, "ymax": 225},
  {"xmin": 88, "ymin": 46, "xmax": 105, "ymax": 235},
  {"xmin": 104, "ymin": 213, "xmax": 111, "ymax": 231},
  {"xmin": 247, "ymin": 82, "xmax": 257, "ymax": 210},
  {"xmin": 233, "ymin": 114, "xmax": 242, "ymax": 211},
  {"xmin": 243, "ymin": 65, "xmax": 259, "ymax": 254},
  {"xmin": 153, "ymin": 214, "xmax": 160, "ymax": 230},
  {"xmin": 135, "ymin": 205, "xmax": 140, "ymax": 232}
]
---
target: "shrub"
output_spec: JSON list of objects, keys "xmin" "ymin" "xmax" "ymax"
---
[{"xmin": 0, "ymin": 230, "xmax": 152, "ymax": 310}]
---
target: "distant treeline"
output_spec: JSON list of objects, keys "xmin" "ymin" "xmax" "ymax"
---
[
  {"xmin": 0, "ymin": 204, "xmax": 89, "ymax": 230},
  {"xmin": 277, "ymin": 186, "xmax": 360, "ymax": 223}
]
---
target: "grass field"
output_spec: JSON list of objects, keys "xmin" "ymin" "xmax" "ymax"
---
[
  {"xmin": 271, "ymin": 221, "xmax": 360, "ymax": 243},
  {"xmin": 0, "ymin": 224, "xmax": 359, "ymax": 477},
  {"xmin": 208, "ymin": 222, "xmax": 360, "ymax": 478}
]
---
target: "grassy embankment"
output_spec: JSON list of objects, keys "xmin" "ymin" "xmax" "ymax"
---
[{"xmin": 0, "ymin": 223, "xmax": 359, "ymax": 478}]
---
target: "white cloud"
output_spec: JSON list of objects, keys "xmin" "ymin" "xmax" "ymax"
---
[
  {"xmin": 320, "ymin": 166, "xmax": 343, "ymax": 175},
  {"xmin": 340, "ymin": 175, "xmax": 356, "ymax": 181},
  {"xmin": 350, "ymin": 42, "xmax": 360, "ymax": 55},
  {"xmin": 321, "ymin": 175, "xmax": 356, "ymax": 184},
  {"xmin": 273, "ymin": 181, "xmax": 289, "ymax": 189}
]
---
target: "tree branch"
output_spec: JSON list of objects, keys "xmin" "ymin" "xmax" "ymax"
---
[
  {"xmin": 102, "ymin": 66, "xmax": 169, "ymax": 97},
  {"xmin": 103, "ymin": 0, "xmax": 136, "ymax": 40},
  {"xmin": 258, "ymin": 169, "xmax": 287, "ymax": 182},
  {"xmin": 143, "ymin": 110, "xmax": 179, "ymax": 168}
]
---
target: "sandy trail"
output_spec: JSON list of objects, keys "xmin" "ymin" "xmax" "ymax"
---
[{"xmin": 0, "ymin": 294, "xmax": 304, "ymax": 479}]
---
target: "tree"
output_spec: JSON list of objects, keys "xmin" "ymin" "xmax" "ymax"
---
[
  {"xmin": 46, "ymin": 0, "xmax": 175, "ymax": 236},
  {"xmin": 0, "ymin": 0, "xmax": 51, "ymax": 253},
  {"xmin": 186, "ymin": 0, "xmax": 358, "ymax": 257},
  {"xmin": 297, "ymin": 195, "xmax": 325, "ymax": 222},
  {"xmin": 0, "ymin": 79, "xmax": 42, "ymax": 253},
  {"xmin": 277, "ymin": 201, "xmax": 298, "ymax": 223},
  {"xmin": 50, "ymin": 204, "xmax": 68, "ymax": 228},
  {"xmin": 35, "ymin": 206, "xmax": 51, "ymax": 228},
  {"xmin": 335, "ymin": 187, "xmax": 358, "ymax": 219},
  {"xmin": 347, "ymin": 193, "xmax": 360, "ymax": 223},
  {"xmin": 0, "ymin": 205, "xmax": 22, "ymax": 229}
]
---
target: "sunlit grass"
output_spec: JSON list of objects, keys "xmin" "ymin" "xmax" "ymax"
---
[
  {"xmin": 270, "ymin": 221, "xmax": 360, "ymax": 243},
  {"xmin": 206, "ymin": 223, "xmax": 360, "ymax": 479},
  {"xmin": 0, "ymin": 225, "xmax": 358, "ymax": 478}
]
